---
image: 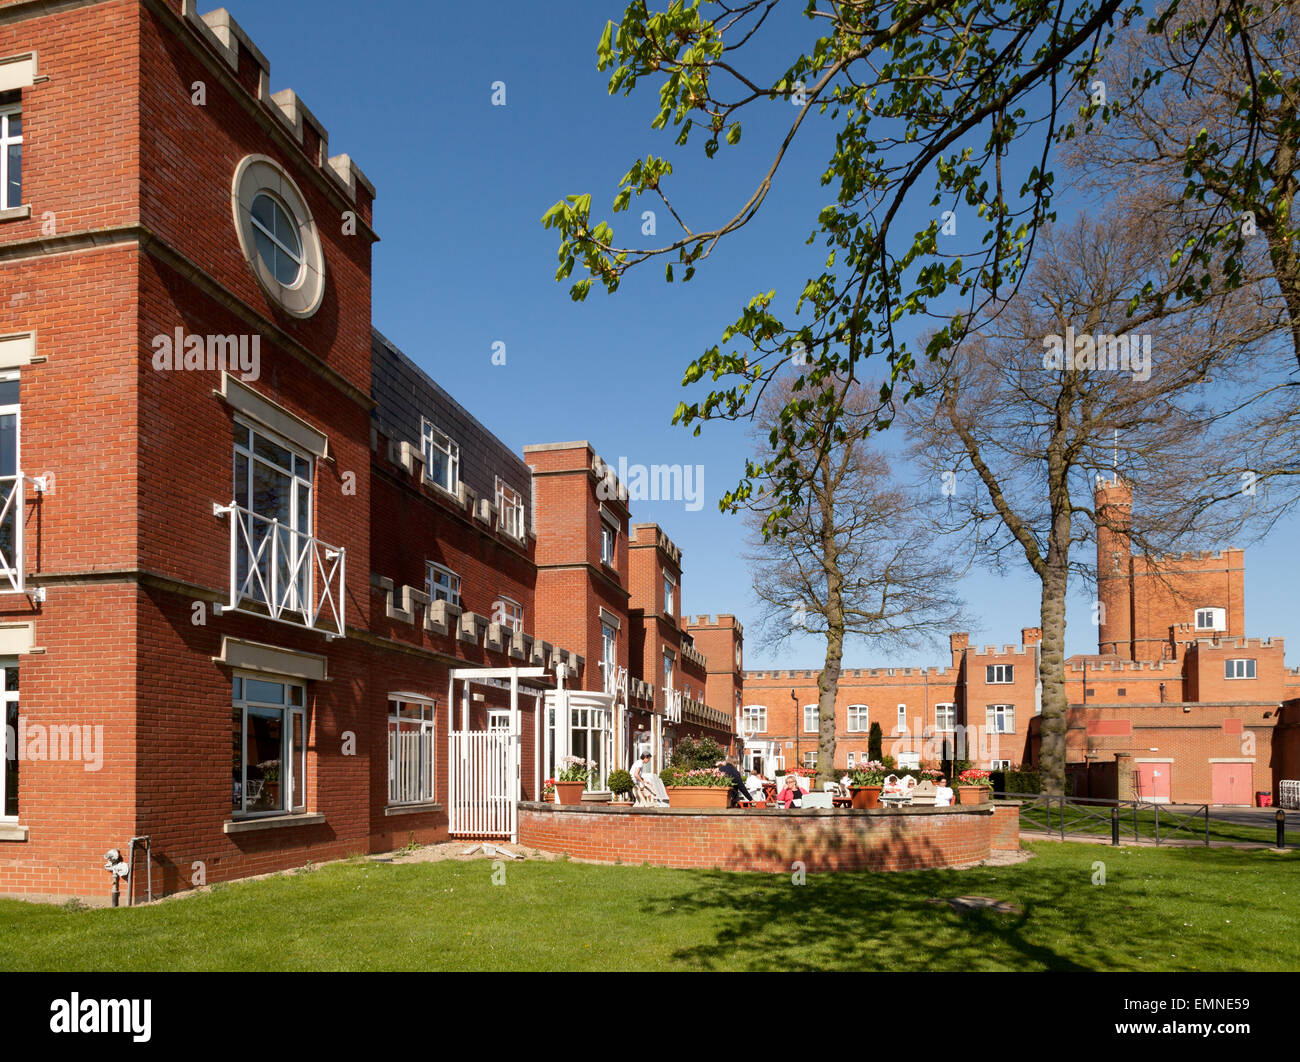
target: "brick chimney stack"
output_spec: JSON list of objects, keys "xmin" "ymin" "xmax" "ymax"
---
[
  {"xmin": 949, "ymin": 632, "xmax": 969, "ymax": 668},
  {"xmin": 1021, "ymin": 627, "xmax": 1042, "ymax": 646}
]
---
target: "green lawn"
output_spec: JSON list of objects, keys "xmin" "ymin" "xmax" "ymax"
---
[{"xmin": 1, "ymin": 842, "xmax": 1297, "ymax": 971}]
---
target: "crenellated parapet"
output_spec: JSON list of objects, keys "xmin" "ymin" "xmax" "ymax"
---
[
  {"xmin": 1067, "ymin": 658, "xmax": 1176, "ymax": 674},
  {"xmin": 183, "ymin": 5, "xmax": 374, "ymax": 205},
  {"xmin": 371, "ymin": 573, "xmax": 583, "ymax": 675}
]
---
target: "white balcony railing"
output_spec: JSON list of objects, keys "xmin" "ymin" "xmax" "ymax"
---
[
  {"xmin": 602, "ymin": 663, "xmax": 628, "ymax": 701},
  {"xmin": 214, "ymin": 502, "xmax": 346, "ymax": 637},
  {"xmin": 664, "ymin": 686, "xmax": 682, "ymax": 723},
  {"xmin": 0, "ymin": 471, "xmax": 48, "ymax": 599}
]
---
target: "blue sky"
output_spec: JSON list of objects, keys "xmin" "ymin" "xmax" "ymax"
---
[{"xmin": 234, "ymin": 1, "xmax": 1297, "ymax": 669}]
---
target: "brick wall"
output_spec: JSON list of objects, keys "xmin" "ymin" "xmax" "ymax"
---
[{"xmin": 518, "ymin": 803, "xmax": 997, "ymax": 872}]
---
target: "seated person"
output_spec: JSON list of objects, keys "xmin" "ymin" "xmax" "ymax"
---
[
  {"xmin": 716, "ymin": 757, "xmax": 753, "ymax": 806},
  {"xmin": 934, "ymin": 776, "xmax": 955, "ymax": 807},
  {"xmin": 630, "ymin": 752, "xmax": 667, "ymax": 806},
  {"xmin": 776, "ymin": 777, "xmax": 803, "ymax": 809}
]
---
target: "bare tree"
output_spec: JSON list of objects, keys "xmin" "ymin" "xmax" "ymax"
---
[
  {"xmin": 745, "ymin": 376, "xmax": 965, "ymax": 777},
  {"xmin": 906, "ymin": 201, "xmax": 1287, "ymax": 793},
  {"xmin": 1063, "ymin": 0, "xmax": 1300, "ymax": 367}
]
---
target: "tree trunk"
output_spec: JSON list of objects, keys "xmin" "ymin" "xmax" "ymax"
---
[{"xmin": 1038, "ymin": 553, "xmax": 1070, "ymax": 796}]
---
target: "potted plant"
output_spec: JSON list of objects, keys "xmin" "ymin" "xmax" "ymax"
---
[
  {"xmin": 260, "ymin": 761, "xmax": 281, "ymax": 809},
  {"xmin": 607, "ymin": 769, "xmax": 634, "ymax": 803},
  {"xmin": 554, "ymin": 756, "xmax": 594, "ymax": 805},
  {"xmin": 848, "ymin": 760, "xmax": 887, "ymax": 809},
  {"xmin": 542, "ymin": 778, "xmax": 556, "ymax": 803},
  {"xmin": 661, "ymin": 766, "xmax": 734, "ymax": 808},
  {"xmin": 957, "ymin": 768, "xmax": 993, "ymax": 805}
]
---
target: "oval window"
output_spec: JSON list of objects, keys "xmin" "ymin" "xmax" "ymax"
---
[
  {"xmin": 250, "ymin": 193, "xmax": 304, "ymax": 287},
  {"xmin": 231, "ymin": 155, "xmax": 326, "ymax": 318}
]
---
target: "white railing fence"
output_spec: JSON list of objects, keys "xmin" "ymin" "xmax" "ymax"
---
[
  {"xmin": 1280, "ymin": 780, "xmax": 1300, "ymax": 811},
  {"xmin": 448, "ymin": 729, "xmax": 514, "ymax": 839},
  {"xmin": 0, "ymin": 471, "xmax": 48, "ymax": 598},
  {"xmin": 215, "ymin": 501, "xmax": 346, "ymax": 636}
]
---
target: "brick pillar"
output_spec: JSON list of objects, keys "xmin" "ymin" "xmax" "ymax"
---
[{"xmin": 1114, "ymin": 752, "xmax": 1134, "ymax": 801}]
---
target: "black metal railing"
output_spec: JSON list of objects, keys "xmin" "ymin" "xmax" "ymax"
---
[{"xmin": 992, "ymin": 792, "xmax": 1210, "ymax": 845}]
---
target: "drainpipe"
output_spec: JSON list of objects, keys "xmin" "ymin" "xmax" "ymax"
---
[{"xmin": 791, "ymin": 689, "xmax": 799, "ymax": 771}]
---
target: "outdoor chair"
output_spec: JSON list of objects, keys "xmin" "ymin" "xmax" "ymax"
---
[
  {"xmin": 801, "ymin": 792, "xmax": 834, "ymax": 809},
  {"xmin": 910, "ymin": 780, "xmax": 937, "ymax": 806},
  {"xmin": 823, "ymin": 781, "xmax": 844, "ymax": 797}
]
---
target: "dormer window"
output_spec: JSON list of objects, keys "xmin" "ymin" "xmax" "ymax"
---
[
  {"xmin": 1195, "ymin": 607, "xmax": 1226, "ymax": 631},
  {"xmin": 496, "ymin": 478, "xmax": 524, "ymax": 539},
  {"xmin": 421, "ymin": 420, "xmax": 459, "ymax": 493}
]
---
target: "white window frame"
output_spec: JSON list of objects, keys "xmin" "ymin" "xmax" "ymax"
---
[
  {"xmin": 388, "ymin": 695, "xmax": 437, "ymax": 805},
  {"xmin": 496, "ymin": 477, "xmax": 524, "ymax": 539},
  {"xmin": 896, "ymin": 703, "xmax": 907, "ymax": 734},
  {"xmin": 991, "ymin": 759, "xmax": 1012, "ymax": 770},
  {"xmin": 986, "ymin": 704, "xmax": 1015, "ymax": 734},
  {"xmin": 803, "ymin": 703, "xmax": 818, "ymax": 733},
  {"xmin": 1, "ymin": 657, "xmax": 17, "ymax": 821},
  {"xmin": 847, "ymin": 751, "xmax": 856, "ymax": 768},
  {"xmin": 846, "ymin": 704, "xmax": 869, "ymax": 733},
  {"xmin": 1225, "ymin": 658, "xmax": 1256, "ymax": 680},
  {"xmin": 663, "ymin": 572, "xmax": 675, "ymax": 617},
  {"xmin": 742, "ymin": 704, "xmax": 767, "ymax": 735},
  {"xmin": 600, "ymin": 522, "xmax": 617, "ymax": 566},
  {"xmin": 0, "ymin": 99, "xmax": 21, "ymax": 211},
  {"xmin": 935, "ymin": 703, "xmax": 956, "ymax": 732},
  {"xmin": 1196, "ymin": 607, "xmax": 1226, "ymax": 631},
  {"xmin": 986, "ymin": 663, "xmax": 1014, "ymax": 684},
  {"xmin": 498, "ymin": 595, "xmax": 523, "ymax": 634},
  {"xmin": 249, "ymin": 191, "xmax": 304, "ymax": 287},
  {"xmin": 232, "ymin": 674, "xmax": 308, "ymax": 818},
  {"xmin": 0, "ymin": 372, "xmax": 22, "ymax": 593},
  {"xmin": 802, "ymin": 750, "xmax": 817, "ymax": 769},
  {"xmin": 425, "ymin": 561, "xmax": 461, "ymax": 607},
  {"xmin": 600, "ymin": 621, "xmax": 617, "ymax": 676},
  {"xmin": 421, "ymin": 419, "xmax": 460, "ymax": 493},
  {"xmin": 233, "ymin": 420, "xmax": 314, "ymax": 612}
]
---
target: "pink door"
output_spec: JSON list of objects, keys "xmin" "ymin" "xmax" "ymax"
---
[
  {"xmin": 1211, "ymin": 762, "xmax": 1252, "ymax": 806},
  {"xmin": 1133, "ymin": 762, "xmax": 1170, "ymax": 803}
]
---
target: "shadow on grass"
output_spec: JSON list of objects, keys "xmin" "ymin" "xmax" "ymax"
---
[{"xmin": 633, "ymin": 822, "xmax": 1113, "ymax": 971}]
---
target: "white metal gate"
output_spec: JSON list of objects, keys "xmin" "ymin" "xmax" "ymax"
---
[{"xmin": 448, "ymin": 729, "xmax": 515, "ymax": 839}]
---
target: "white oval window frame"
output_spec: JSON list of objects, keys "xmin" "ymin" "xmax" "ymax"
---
[{"xmin": 231, "ymin": 155, "xmax": 325, "ymax": 318}]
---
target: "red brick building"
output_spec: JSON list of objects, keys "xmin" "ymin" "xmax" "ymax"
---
[
  {"xmin": 738, "ymin": 476, "xmax": 1300, "ymax": 805},
  {"xmin": 0, "ymin": 0, "xmax": 733, "ymax": 900}
]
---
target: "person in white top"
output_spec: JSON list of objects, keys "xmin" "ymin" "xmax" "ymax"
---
[{"xmin": 934, "ymin": 776, "xmax": 955, "ymax": 807}]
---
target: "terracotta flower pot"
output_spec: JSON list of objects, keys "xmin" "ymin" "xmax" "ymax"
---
[
  {"xmin": 665, "ymin": 785, "xmax": 730, "ymax": 809},
  {"xmin": 958, "ymin": 785, "xmax": 989, "ymax": 805},
  {"xmin": 851, "ymin": 785, "xmax": 882, "ymax": 810},
  {"xmin": 554, "ymin": 781, "xmax": 586, "ymax": 805}
]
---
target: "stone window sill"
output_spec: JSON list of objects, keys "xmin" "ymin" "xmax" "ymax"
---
[
  {"xmin": 223, "ymin": 812, "xmax": 326, "ymax": 834},
  {"xmin": 383, "ymin": 802, "xmax": 443, "ymax": 817},
  {"xmin": 0, "ymin": 822, "xmax": 29, "ymax": 841},
  {"xmin": 0, "ymin": 205, "xmax": 31, "ymax": 223}
]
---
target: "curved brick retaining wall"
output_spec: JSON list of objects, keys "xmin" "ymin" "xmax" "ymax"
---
[{"xmin": 518, "ymin": 802, "xmax": 1020, "ymax": 872}]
